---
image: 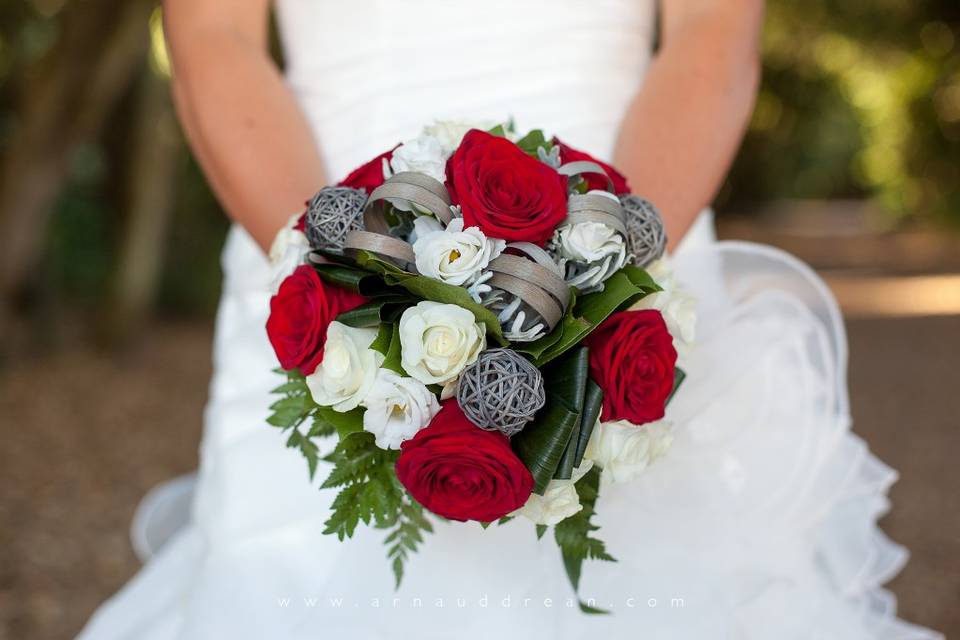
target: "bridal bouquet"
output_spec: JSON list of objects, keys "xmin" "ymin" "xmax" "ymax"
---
[{"xmin": 265, "ymin": 121, "xmax": 695, "ymax": 609}]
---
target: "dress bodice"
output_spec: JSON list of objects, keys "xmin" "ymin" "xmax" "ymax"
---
[{"xmin": 274, "ymin": 0, "xmax": 656, "ymax": 180}]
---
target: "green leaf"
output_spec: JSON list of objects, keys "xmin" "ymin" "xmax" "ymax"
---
[
  {"xmin": 316, "ymin": 405, "xmax": 364, "ymax": 441},
  {"xmin": 515, "ymin": 129, "xmax": 554, "ymax": 158},
  {"xmin": 370, "ymin": 322, "xmax": 394, "ymax": 356},
  {"xmin": 536, "ymin": 524, "xmax": 548, "ymax": 540},
  {"xmin": 354, "ymin": 251, "xmax": 508, "ymax": 346},
  {"xmin": 573, "ymin": 380, "xmax": 602, "ymax": 468},
  {"xmin": 554, "ymin": 466, "xmax": 615, "ymax": 614},
  {"xmin": 337, "ymin": 295, "xmax": 416, "ymax": 328},
  {"xmin": 380, "ymin": 323, "xmax": 405, "ymax": 375},
  {"xmin": 512, "ymin": 348, "xmax": 589, "ymax": 493},
  {"xmin": 667, "ymin": 367, "xmax": 686, "ymax": 405},
  {"xmin": 487, "ymin": 123, "xmax": 509, "ymax": 137},
  {"xmin": 552, "ymin": 351, "xmax": 591, "ymax": 481}
]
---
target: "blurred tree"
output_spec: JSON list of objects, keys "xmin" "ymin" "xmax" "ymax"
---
[
  {"xmin": 0, "ymin": 0, "xmax": 155, "ymax": 325},
  {"xmin": 722, "ymin": 0, "xmax": 960, "ymax": 227}
]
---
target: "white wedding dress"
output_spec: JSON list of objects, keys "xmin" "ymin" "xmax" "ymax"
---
[{"xmin": 79, "ymin": 1, "xmax": 942, "ymax": 638}]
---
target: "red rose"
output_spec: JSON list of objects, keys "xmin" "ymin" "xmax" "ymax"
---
[
  {"xmin": 337, "ymin": 146, "xmax": 397, "ymax": 194},
  {"xmin": 584, "ymin": 310, "xmax": 677, "ymax": 425},
  {"xmin": 395, "ymin": 401, "xmax": 534, "ymax": 522},
  {"xmin": 446, "ymin": 129, "xmax": 568, "ymax": 245},
  {"xmin": 553, "ymin": 137, "xmax": 630, "ymax": 194},
  {"xmin": 266, "ymin": 265, "xmax": 367, "ymax": 376},
  {"xmin": 293, "ymin": 212, "xmax": 306, "ymax": 232}
]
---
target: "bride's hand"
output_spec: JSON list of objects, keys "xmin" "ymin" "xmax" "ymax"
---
[
  {"xmin": 614, "ymin": 0, "xmax": 764, "ymax": 249},
  {"xmin": 163, "ymin": 0, "xmax": 327, "ymax": 252}
]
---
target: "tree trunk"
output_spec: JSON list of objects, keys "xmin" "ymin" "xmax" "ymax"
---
[
  {"xmin": 0, "ymin": 0, "xmax": 156, "ymax": 315},
  {"xmin": 100, "ymin": 69, "xmax": 179, "ymax": 346}
]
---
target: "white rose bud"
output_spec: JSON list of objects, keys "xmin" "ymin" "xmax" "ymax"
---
[
  {"xmin": 515, "ymin": 461, "xmax": 594, "ymax": 526},
  {"xmin": 557, "ymin": 220, "xmax": 626, "ymax": 263},
  {"xmin": 399, "ymin": 301, "xmax": 486, "ymax": 386},
  {"xmin": 584, "ymin": 419, "xmax": 673, "ymax": 488},
  {"xmin": 268, "ymin": 212, "xmax": 311, "ymax": 294},
  {"xmin": 389, "ymin": 134, "xmax": 447, "ymax": 184},
  {"xmin": 423, "ymin": 120, "xmax": 491, "ymax": 156},
  {"xmin": 305, "ymin": 322, "xmax": 383, "ymax": 412},
  {"xmin": 629, "ymin": 257, "xmax": 697, "ymax": 355},
  {"xmin": 413, "ymin": 218, "xmax": 505, "ymax": 286},
  {"xmin": 362, "ymin": 369, "xmax": 440, "ymax": 449}
]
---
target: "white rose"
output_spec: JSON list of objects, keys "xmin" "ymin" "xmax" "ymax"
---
[
  {"xmin": 413, "ymin": 218, "xmax": 505, "ymax": 286},
  {"xmin": 399, "ymin": 301, "xmax": 486, "ymax": 385},
  {"xmin": 268, "ymin": 212, "xmax": 311, "ymax": 294},
  {"xmin": 423, "ymin": 120, "xmax": 490, "ymax": 155},
  {"xmin": 629, "ymin": 257, "xmax": 697, "ymax": 355},
  {"xmin": 362, "ymin": 369, "xmax": 440, "ymax": 449},
  {"xmin": 305, "ymin": 322, "xmax": 383, "ymax": 412},
  {"xmin": 584, "ymin": 419, "xmax": 673, "ymax": 488},
  {"xmin": 557, "ymin": 221, "xmax": 627, "ymax": 263},
  {"xmin": 515, "ymin": 461, "xmax": 594, "ymax": 526},
  {"xmin": 389, "ymin": 134, "xmax": 447, "ymax": 184}
]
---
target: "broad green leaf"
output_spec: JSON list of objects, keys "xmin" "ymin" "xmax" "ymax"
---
[
  {"xmin": 512, "ymin": 348, "xmax": 590, "ymax": 493},
  {"xmin": 316, "ymin": 406, "xmax": 364, "ymax": 441},
  {"xmin": 667, "ymin": 367, "xmax": 686, "ymax": 405},
  {"xmin": 552, "ymin": 349, "xmax": 591, "ymax": 480},
  {"xmin": 573, "ymin": 380, "xmax": 603, "ymax": 468},
  {"xmin": 515, "ymin": 129, "xmax": 554, "ymax": 158}
]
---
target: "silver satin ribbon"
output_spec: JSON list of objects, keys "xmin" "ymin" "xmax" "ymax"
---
[
  {"xmin": 565, "ymin": 193, "xmax": 628, "ymax": 234},
  {"xmin": 343, "ymin": 229, "xmax": 416, "ymax": 269},
  {"xmin": 364, "ymin": 172, "xmax": 453, "ymax": 233},
  {"xmin": 558, "ymin": 160, "xmax": 615, "ymax": 193},
  {"xmin": 488, "ymin": 272, "xmax": 563, "ymax": 330},
  {"xmin": 488, "ymin": 253, "xmax": 570, "ymax": 310}
]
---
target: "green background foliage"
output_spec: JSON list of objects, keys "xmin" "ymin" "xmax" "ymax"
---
[{"xmin": 0, "ymin": 0, "xmax": 956, "ymax": 321}]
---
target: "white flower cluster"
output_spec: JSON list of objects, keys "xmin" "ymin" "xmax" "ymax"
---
[
  {"xmin": 584, "ymin": 419, "xmax": 674, "ymax": 488},
  {"xmin": 305, "ymin": 301, "xmax": 486, "ymax": 451}
]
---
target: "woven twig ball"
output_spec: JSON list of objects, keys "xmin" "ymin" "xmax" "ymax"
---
[
  {"xmin": 620, "ymin": 195, "xmax": 667, "ymax": 267},
  {"xmin": 304, "ymin": 186, "xmax": 368, "ymax": 252},
  {"xmin": 457, "ymin": 348, "xmax": 546, "ymax": 437}
]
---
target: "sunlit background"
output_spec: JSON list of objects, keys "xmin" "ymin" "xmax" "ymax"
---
[{"xmin": 0, "ymin": 1, "xmax": 957, "ymax": 638}]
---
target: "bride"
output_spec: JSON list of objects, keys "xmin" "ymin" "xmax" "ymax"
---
[{"xmin": 80, "ymin": 0, "xmax": 941, "ymax": 638}]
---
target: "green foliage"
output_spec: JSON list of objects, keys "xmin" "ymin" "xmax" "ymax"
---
[
  {"xmin": 321, "ymin": 431, "xmax": 433, "ymax": 586},
  {"xmin": 513, "ymin": 347, "xmax": 590, "ymax": 493},
  {"xmin": 269, "ymin": 369, "xmax": 432, "ymax": 586},
  {"xmin": 515, "ymin": 128, "xmax": 555, "ymax": 158},
  {"xmin": 268, "ymin": 369, "xmax": 323, "ymax": 478},
  {"xmin": 554, "ymin": 466, "xmax": 615, "ymax": 614}
]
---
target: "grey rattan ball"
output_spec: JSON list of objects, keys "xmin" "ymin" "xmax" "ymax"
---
[
  {"xmin": 620, "ymin": 194, "xmax": 667, "ymax": 267},
  {"xmin": 457, "ymin": 348, "xmax": 546, "ymax": 437},
  {"xmin": 304, "ymin": 186, "xmax": 368, "ymax": 252}
]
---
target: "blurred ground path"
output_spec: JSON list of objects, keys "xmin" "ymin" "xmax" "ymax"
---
[{"xmin": 2, "ymin": 209, "xmax": 958, "ymax": 638}]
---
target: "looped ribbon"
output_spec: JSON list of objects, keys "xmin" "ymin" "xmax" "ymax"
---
[
  {"xmin": 557, "ymin": 160, "xmax": 615, "ymax": 193},
  {"xmin": 364, "ymin": 172, "xmax": 454, "ymax": 234},
  {"xmin": 343, "ymin": 229, "xmax": 416, "ymax": 270},
  {"xmin": 488, "ymin": 244, "xmax": 571, "ymax": 331},
  {"xmin": 347, "ymin": 172, "xmax": 454, "ymax": 270},
  {"xmin": 564, "ymin": 193, "xmax": 628, "ymax": 235}
]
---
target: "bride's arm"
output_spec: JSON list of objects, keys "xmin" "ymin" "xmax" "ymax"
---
[
  {"xmin": 613, "ymin": 0, "xmax": 764, "ymax": 248},
  {"xmin": 163, "ymin": 0, "xmax": 325, "ymax": 252}
]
